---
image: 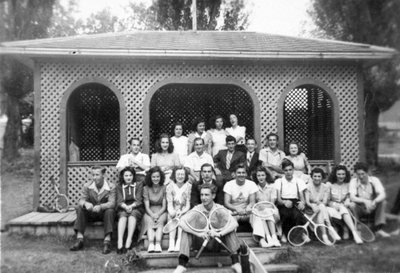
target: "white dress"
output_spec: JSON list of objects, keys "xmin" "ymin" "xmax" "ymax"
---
[
  {"xmin": 208, "ymin": 129, "xmax": 227, "ymax": 156},
  {"xmin": 171, "ymin": 136, "xmax": 188, "ymax": 164},
  {"xmin": 226, "ymin": 126, "xmax": 246, "ymax": 145}
]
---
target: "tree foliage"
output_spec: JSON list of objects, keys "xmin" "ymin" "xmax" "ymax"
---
[
  {"xmin": 309, "ymin": 0, "xmax": 400, "ymax": 166},
  {"xmin": 0, "ymin": 0, "xmax": 56, "ymax": 159}
]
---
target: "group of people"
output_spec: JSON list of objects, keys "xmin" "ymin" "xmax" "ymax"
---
[{"xmin": 69, "ymin": 115, "xmax": 392, "ymax": 273}]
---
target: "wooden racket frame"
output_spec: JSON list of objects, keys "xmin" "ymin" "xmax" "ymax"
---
[{"xmin": 50, "ymin": 175, "xmax": 70, "ymax": 213}]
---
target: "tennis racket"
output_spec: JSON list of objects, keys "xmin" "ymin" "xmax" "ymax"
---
[
  {"xmin": 302, "ymin": 212, "xmax": 336, "ymax": 246},
  {"xmin": 51, "ymin": 175, "xmax": 69, "ymax": 213},
  {"xmin": 288, "ymin": 212, "xmax": 317, "ymax": 246},
  {"xmin": 251, "ymin": 201, "xmax": 277, "ymax": 219},
  {"xmin": 195, "ymin": 207, "xmax": 235, "ymax": 259},
  {"xmin": 349, "ymin": 210, "xmax": 375, "ymax": 243},
  {"xmin": 163, "ymin": 211, "xmax": 187, "ymax": 234}
]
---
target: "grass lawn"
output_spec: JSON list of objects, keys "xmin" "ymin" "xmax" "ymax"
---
[{"xmin": 1, "ymin": 147, "xmax": 400, "ymax": 273}]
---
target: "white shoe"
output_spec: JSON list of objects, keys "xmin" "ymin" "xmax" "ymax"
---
[
  {"xmin": 329, "ymin": 227, "xmax": 341, "ymax": 241},
  {"xmin": 352, "ymin": 232, "xmax": 363, "ymax": 244},
  {"xmin": 231, "ymin": 262, "xmax": 242, "ymax": 273},
  {"xmin": 168, "ymin": 243, "xmax": 175, "ymax": 252},
  {"xmin": 281, "ymin": 234, "xmax": 287, "ymax": 243},
  {"xmin": 154, "ymin": 243, "xmax": 162, "ymax": 253},
  {"xmin": 322, "ymin": 234, "xmax": 333, "ymax": 246},
  {"xmin": 259, "ymin": 238, "xmax": 269, "ymax": 248},
  {"xmin": 301, "ymin": 233, "xmax": 311, "ymax": 244},
  {"xmin": 173, "ymin": 265, "xmax": 187, "ymax": 273},
  {"xmin": 272, "ymin": 236, "xmax": 281, "ymax": 247},
  {"xmin": 147, "ymin": 243, "xmax": 155, "ymax": 253},
  {"xmin": 174, "ymin": 242, "xmax": 180, "ymax": 252},
  {"xmin": 376, "ymin": 229, "xmax": 391, "ymax": 238}
]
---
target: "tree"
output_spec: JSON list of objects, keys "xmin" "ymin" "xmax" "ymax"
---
[
  {"xmin": 0, "ymin": 0, "xmax": 56, "ymax": 160},
  {"xmin": 308, "ymin": 0, "xmax": 400, "ymax": 167},
  {"xmin": 148, "ymin": 0, "xmax": 249, "ymax": 30}
]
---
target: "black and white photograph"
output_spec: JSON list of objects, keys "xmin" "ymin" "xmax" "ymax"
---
[{"xmin": 1, "ymin": 0, "xmax": 399, "ymax": 272}]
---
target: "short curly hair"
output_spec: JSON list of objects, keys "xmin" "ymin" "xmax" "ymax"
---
[
  {"xmin": 145, "ymin": 166, "xmax": 165, "ymax": 187},
  {"xmin": 119, "ymin": 166, "xmax": 136, "ymax": 186},
  {"xmin": 329, "ymin": 165, "xmax": 351, "ymax": 184}
]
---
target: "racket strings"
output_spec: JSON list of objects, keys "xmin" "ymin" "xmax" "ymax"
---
[
  {"xmin": 315, "ymin": 225, "xmax": 335, "ymax": 245},
  {"xmin": 288, "ymin": 227, "xmax": 309, "ymax": 246},
  {"xmin": 209, "ymin": 208, "xmax": 231, "ymax": 231},
  {"xmin": 163, "ymin": 218, "xmax": 180, "ymax": 233},
  {"xmin": 185, "ymin": 210, "xmax": 208, "ymax": 232}
]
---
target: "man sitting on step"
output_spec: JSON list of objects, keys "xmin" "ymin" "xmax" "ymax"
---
[
  {"xmin": 70, "ymin": 165, "xmax": 116, "ymax": 254},
  {"xmin": 174, "ymin": 183, "xmax": 242, "ymax": 273}
]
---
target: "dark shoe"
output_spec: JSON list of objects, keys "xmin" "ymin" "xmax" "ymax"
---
[
  {"xmin": 103, "ymin": 242, "xmax": 111, "ymax": 254},
  {"xmin": 70, "ymin": 239, "xmax": 84, "ymax": 251},
  {"xmin": 116, "ymin": 247, "xmax": 125, "ymax": 255}
]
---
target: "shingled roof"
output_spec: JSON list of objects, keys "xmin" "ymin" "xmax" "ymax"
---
[{"xmin": 0, "ymin": 31, "xmax": 396, "ymax": 61}]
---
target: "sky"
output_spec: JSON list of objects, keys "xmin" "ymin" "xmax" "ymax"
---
[{"xmin": 67, "ymin": 0, "xmax": 316, "ymax": 37}]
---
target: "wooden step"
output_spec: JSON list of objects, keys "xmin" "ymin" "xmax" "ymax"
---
[
  {"xmin": 137, "ymin": 247, "xmax": 286, "ymax": 269},
  {"xmin": 141, "ymin": 232, "xmax": 258, "ymax": 251},
  {"xmin": 138, "ymin": 263, "xmax": 299, "ymax": 273}
]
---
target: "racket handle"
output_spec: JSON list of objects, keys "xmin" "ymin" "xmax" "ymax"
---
[
  {"xmin": 215, "ymin": 237, "xmax": 233, "ymax": 254},
  {"xmin": 195, "ymin": 238, "xmax": 209, "ymax": 259}
]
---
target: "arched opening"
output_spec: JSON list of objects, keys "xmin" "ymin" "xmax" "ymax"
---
[
  {"xmin": 149, "ymin": 83, "xmax": 254, "ymax": 153},
  {"xmin": 283, "ymin": 84, "xmax": 334, "ymax": 160},
  {"xmin": 67, "ymin": 83, "xmax": 120, "ymax": 161}
]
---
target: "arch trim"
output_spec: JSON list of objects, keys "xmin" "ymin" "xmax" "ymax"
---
[
  {"xmin": 142, "ymin": 78, "xmax": 261, "ymax": 153},
  {"xmin": 60, "ymin": 77, "xmax": 127, "ymax": 194},
  {"xmin": 277, "ymin": 78, "xmax": 340, "ymax": 163}
]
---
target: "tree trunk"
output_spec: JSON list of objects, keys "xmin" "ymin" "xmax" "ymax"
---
[
  {"xmin": 3, "ymin": 95, "xmax": 21, "ymax": 160},
  {"xmin": 364, "ymin": 93, "xmax": 380, "ymax": 168}
]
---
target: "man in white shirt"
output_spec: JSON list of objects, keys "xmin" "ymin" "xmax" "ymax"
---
[
  {"xmin": 224, "ymin": 164, "xmax": 258, "ymax": 222},
  {"xmin": 349, "ymin": 162, "xmax": 390, "ymax": 237},
  {"xmin": 275, "ymin": 159, "xmax": 307, "ymax": 242},
  {"xmin": 116, "ymin": 138, "xmax": 150, "ymax": 181},
  {"xmin": 174, "ymin": 183, "xmax": 242, "ymax": 273},
  {"xmin": 184, "ymin": 138, "xmax": 214, "ymax": 182},
  {"xmin": 259, "ymin": 133, "xmax": 285, "ymax": 179}
]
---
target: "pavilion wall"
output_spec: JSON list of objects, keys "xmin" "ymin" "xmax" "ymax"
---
[{"xmin": 34, "ymin": 60, "xmax": 362, "ymax": 207}]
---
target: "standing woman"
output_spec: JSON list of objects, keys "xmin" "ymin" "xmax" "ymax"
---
[
  {"xmin": 327, "ymin": 165, "xmax": 363, "ymax": 244},
  {"xmin": 208, "ymin": 115, "xmax": 227, "ymax": 157},
  {"xmin": 251, "ymin": 166, "xmax": 281, "ymax": 247},
  {"xmin": 187, "ymin": 117, "xmax": 212, "ymax": 154},
  {"xmin": 116, "ymin": 167, "xmax": 144, "ymax": 253},
  {"xmin": 151, "ymin": 134, "xmax": 181, "ymax": 181},
  {"xmin": 305, "ymin": 168, "xmax": 341, "ymax": 244},
  {"xmin": 166, "ymin": 166, "xmax": 192, "ymax": 252},
  {"xmin": 171, "ymin": 122, "xmax": 188, "ymax": 164},
  {"xmin": 284, "ymin": 141, "xmax": 311, "ymax": 183},
  {"xmin": 226, "ymin": 113, "xmax": 246, "ymax": 153},
  {"xmin": 141, "ymin": 167, "xmax": 168, "ymax": 253}
]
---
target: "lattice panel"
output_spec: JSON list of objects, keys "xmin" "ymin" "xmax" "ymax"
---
[
  {"xmin": 284, "ymin": 86, "xmax": 334, "ymax": 160},
  {"xmin": 149, "ymin": 84, "xmax": 254, "ymax": 153},
  {"xmin": 67, "ymin": 165, "xmax": 119, "ymax": 206},
  {"xmin": 39, "ymin": 61, "xmax": 360, "ymax": 205},
  {"xmin": 72, "ymin": 84, "xmax": 120, "ymax": 161}
]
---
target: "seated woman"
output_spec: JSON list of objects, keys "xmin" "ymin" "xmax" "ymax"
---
[
  {"xmin": 251, "ymin": 166, "xmax": 281, "ymax": 247},
  {"xmin": 171, "ymin": 122, "xmax": 188, "ymax": 164},
  {"xmin": 208, "ymin": 115, "xmax": 227, "ymax": 157},
  {"xmin": 284, "ymin": 141, "xmax": 311, "ymax": 183},
  {"xmin": 187, "ymin": 117, "xmax": 212, "ymax": 154},
  {"xmin": 305, "ymin": 168, "xmax": 341, "ymax": 244},
  {"xmin": 225, "ymin": 113, "xmax": 246, "ymax": 154},
  {"xmin": 327, "ymin": 165, "xmax": 363, "ymax": 244},
  {"xmin": 116, "ymin": 167, "xmax": 144, "ymax": 253},
  {"xmin": 141, "ymin": 167, "xmax": 168, "ymax": 253},
  {"xmin": 151, "ymin": 134, "xmax": 181, "ymax": 181},
  {"xmin": 116, "ymin": 137, "xmax": 150, "ymax": 182},
  {"xmin": 166, "ymin": 166, "xmax": 192, "ymax": 252}
]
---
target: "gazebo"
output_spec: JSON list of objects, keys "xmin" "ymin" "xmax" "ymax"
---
[{"xmin": 0, "ymin": 31, "xmax": 396, "ymax": 209}]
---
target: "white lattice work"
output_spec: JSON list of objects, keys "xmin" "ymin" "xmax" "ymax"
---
[{"xmin": 39, "ymin": 62, "xmax": 360, "ymax": 206}]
